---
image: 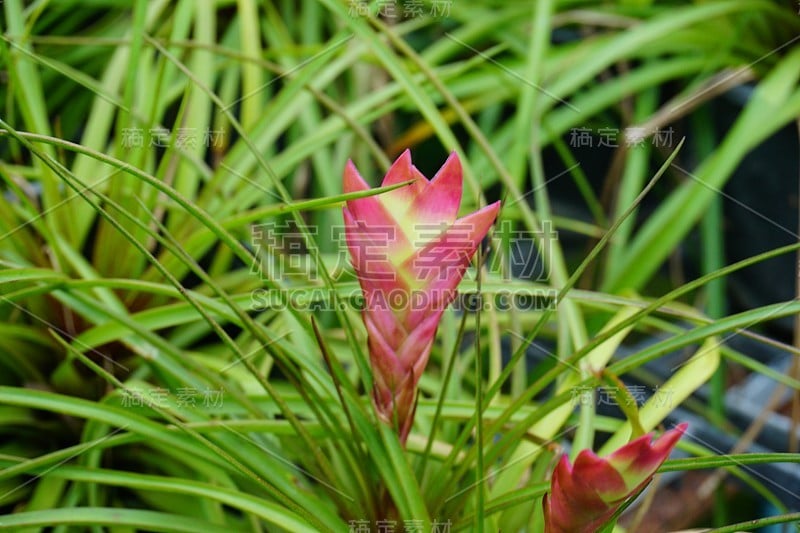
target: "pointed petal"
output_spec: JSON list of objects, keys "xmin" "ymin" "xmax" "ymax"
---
[
  {"xmin": 380, "ymin": 149, "xmax": 428, "ymax": 208},
  {"xmin": 344, "ymin": 162, "xmax": 397, "ymax": 228},
  {"xmin": 401, "ymin": 201, "xmax": 501, "ymax": 290},
  {"xmin": 344, "ymin": 165, "xmax": 401, "ymax": 227},
  {"xmin": 459, "ymin": 200, "xmax": 502, "ymax": 231},
  {"xmin": 343, "ymin": 159, "xmax": 370, "ymax": 194},
  {"xmin": 607, "ymin": 423, "xmax": 687, "ymax": 490},
  {"xmin": 405, "ymin": 151, "xmax": 463, "ymax": 226},
  {"xmin": 399, "ymin": 201, "xmax": 500, "ymax": 329},
  {"xmin": 381, "ymin": 149, "xmax": 428, "ymax": 189}
]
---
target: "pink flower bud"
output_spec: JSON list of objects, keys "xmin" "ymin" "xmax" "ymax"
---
[
  {"xmin": 343, "ymin": 150, "xmax": 501, "ymax": 442},
  {"xmin": 544, "ymin": 424, "xmax": 688, "ymax": 533}
]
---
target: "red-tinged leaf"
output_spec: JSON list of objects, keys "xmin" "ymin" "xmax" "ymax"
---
[
  {"xmin": 607, "ymin": 423, "xmax": 688, "ymax": 486},
  {"xmin": 379, "ymin": 149, "xmax": 428, "ymax": 205},
  {"xmin": 401, "ymin": 201, "xmax": 501, "ymax": 289},
  {"xmin": 404, "ymin": 151, "xmax": 463, "ymax": 226}
]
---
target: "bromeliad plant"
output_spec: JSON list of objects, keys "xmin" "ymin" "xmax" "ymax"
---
[
  {"xmin": 343, "ymin": 150, "xmax": 500, "ymax": 442},
  {"xmin": 544, "ymin": 424, "xmax": 688, "ymax": 533}
]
